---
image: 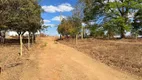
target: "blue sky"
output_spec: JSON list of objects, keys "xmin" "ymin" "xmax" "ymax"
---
[{"xmin": 39, "ymin": 0, "xmax": 77, "ymax": 36}]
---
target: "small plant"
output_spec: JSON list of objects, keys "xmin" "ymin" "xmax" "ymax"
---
[
  {"xmin": 41, "ymin": 42, "xmax": 48, "ymax": 48},
  {"xmin": 54, "ymin": 41, "xmax": 58, "ymax": 44},
  {"xmin": 44, "ymin": 42, "xmax": 47, "ymax": 46}
]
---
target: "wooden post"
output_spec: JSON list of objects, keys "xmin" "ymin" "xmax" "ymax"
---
[
  {"xmin": 32, "ymin": 33, "xmax": 34, "ymax": 44},
  {"xmin": 135, "ymin": 31, "xmax": 138, "ymax": 40},
  {"xmin": 20, "ymin": 34, "xmax": 23, "ymax": 56},
  {"xmin": 28, "ymin": 32, "xmax": 30, "ymax": 50}
]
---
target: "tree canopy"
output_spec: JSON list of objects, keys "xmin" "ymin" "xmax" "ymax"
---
[
  {"xmin": 0, "ymin": 0, "xmax": 42, "ymax": 35},
  {"xmin": 80, "ymin": 0, "xmax": 142, "ymax": 38},
  {"xmin": 58, "ymin": 17, "xmax": 81, "ymax": 37}
]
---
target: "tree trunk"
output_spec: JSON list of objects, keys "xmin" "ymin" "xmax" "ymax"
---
[
  {"xmin": 136, "ymin": 34, "xmax": 138, "ymax": 40},
  {"xmin": 83, "ymin": 27, "xmax": 86, "ymax": 38},
  {"xmin": 0, "ymin": 31, "xmax": 6, "ymax": 44},
  {"xmin": 20, "ymin": 34, "xmax": 23, "ymax": 56},
  {"xmin": 0, "ymin": 31, "xmax": 1, "ymax": 43},
  {"xmin": 33, "ymin": 33, "xmax": 36, "ymax": 43},
  {"xmin": 120, "ymin": 27, "xmax": 125, "ymax": 39},
  {"xmin": 135, "ymin": 31, "xmax": 138, "ymax": 40},
  {"xmin": 31, "ymin": 32, "xmax": 36, "ymax": 44},
  {"xmin": 75, "ymin": 34, "xmax": 78, "ymax": 45},
  {"xmin": 18, "ymin": 34, "xmax": 20, "ymax": 39},
  {"xmin": 108, "ymin": 34, "xmax": 110, "ymax": 40},
  {"xmin": 81, "ymin": 26, "xmax": 84, "ymax": 40},
  {"xmin": 17, "ymin": 31, "xmax": 22, "ymax": 39}
]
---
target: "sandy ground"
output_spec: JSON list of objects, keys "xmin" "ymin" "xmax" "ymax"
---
[{"xmin": 0, "ymin": 37, "xmax": 142, "ymax": 80}]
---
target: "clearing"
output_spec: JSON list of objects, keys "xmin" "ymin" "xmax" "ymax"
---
[
  {"xmin": 59, "ymin": 38, "xmax": 142, "ymax": 77},
  {"xmin": 0, "ymin": 37, "xmax": 142, "ymax": 80}
]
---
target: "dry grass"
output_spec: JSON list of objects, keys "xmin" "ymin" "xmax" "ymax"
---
[
  {"xmin": 59, "ymin": 38, "xmax": 142, "ymax": 77},
  {"xmin": 0, "ymin": 41, "xmax": 36, "ymax": 80}
]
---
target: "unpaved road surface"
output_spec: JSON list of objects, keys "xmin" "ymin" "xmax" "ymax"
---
[{"xmin": 2, "ymin": 37, "xmax": 141, "ymax": 80}]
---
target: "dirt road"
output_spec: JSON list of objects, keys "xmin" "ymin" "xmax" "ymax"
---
[{"xmin": 19, "ymin": 37, "xmax": 141, "ymax": 80}]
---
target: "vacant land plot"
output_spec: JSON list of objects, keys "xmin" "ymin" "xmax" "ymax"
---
[
  {"xmin": 0, "ymin": 37, "xmax": 141, "ymax": 80},
  {"xmin": 59, "ymin": 38, "xmax": 142, "ymax": 77},
  {"xmin": 0, "ymin": 40, "xmax": 37, "ymax": 80}
]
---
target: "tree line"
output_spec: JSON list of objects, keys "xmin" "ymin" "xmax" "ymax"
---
[
  {"xmin": 0, "ymin": 0, "xmax": 43, "ymax": 55},
  {"xmin": 0, "ymin": 0, "xmax": 43, "ymax": 40},
  {"xmin": 58, "ymin": 0, "xmax": 142, "ymax": 40}
]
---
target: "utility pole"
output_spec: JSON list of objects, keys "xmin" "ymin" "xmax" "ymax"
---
[
  {"xmin": 59, "ymin": 11, "xmax": 63, "ymax": 39},
  {"xmin": 60, "ymin": 11, "xmax": 62, "ymax": 22}
]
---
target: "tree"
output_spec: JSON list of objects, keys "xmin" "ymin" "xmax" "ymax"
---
[
  {"xmin": 0, "ymin": 0, "xmax": 12, "ymax": 43},
  {"xmin": 58, "ymin": 17, "xmax": 81, "ymax": 44},
  {"xmin": 73, "ymin": 1, "xmax": 85, "ymax": 39},
  {"xmin": 69, "ymin": 17, "xmax": 81, "ymax": 44},
  {"xmin": 132, "ymin": 9, "xmax": 142, "ymax": 39},
  {"xmin": 58, "ymin": 19, "xmax": 70, "ymax": 37},
  {"xmin": 0, "ymin": 0, "xmax": 42, "ymax": 55},
  {"xmin": 88, "ymin": 24, "xmax": 104, "ymax": 38},
  {"xmin": 80, "ymin": 0, "xmax": 142, "ymax": 38}
]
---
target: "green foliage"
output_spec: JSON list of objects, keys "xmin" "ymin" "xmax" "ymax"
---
[
  {"xmin": 80, "ymin": 0, "xmax": 142, "ymax": 38},
  {"xmin": 0, "ymin": 0, "xmax": 42, "ymax": 35},
  {"xmin": 58, "ymin": 17, "xmax": 81, "ymax": 37},
  {"xmin": 132, "ymin": 9, "xmax": 142, "ymax": 37},
  {"xmin": 58, "ymin": 19, "xmax": 69, "ymax": 36},
  {"xmin": 88, "ymin": 24, "xmax": 104, "ymax": 38}
]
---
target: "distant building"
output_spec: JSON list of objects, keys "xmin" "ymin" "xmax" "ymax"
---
[{"xmin": 6, "ymin": 31, "xmax": 40, "ymax": 36}]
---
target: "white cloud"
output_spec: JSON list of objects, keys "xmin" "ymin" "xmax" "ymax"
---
[
  {"xmin": 42, "ymin": 3, "xmax": 74, "ymax": 13},
  {"xmin": 44, "ymin": 24, "xmax": 56, "ymax": 27},
  {"xmin": 51, "ymin": 15, "xmax": 67, "ymax": 21},
  {"xmin": 42, "ymin": 5, "xmax": 58, "ymax": 13},
  {"xmin": 57, "ymin": 3, "xmax": 74, "ymax": 12},
  {"xmin": 43, "ymin": 20, "xmax": 51, "ymax": 23}
]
